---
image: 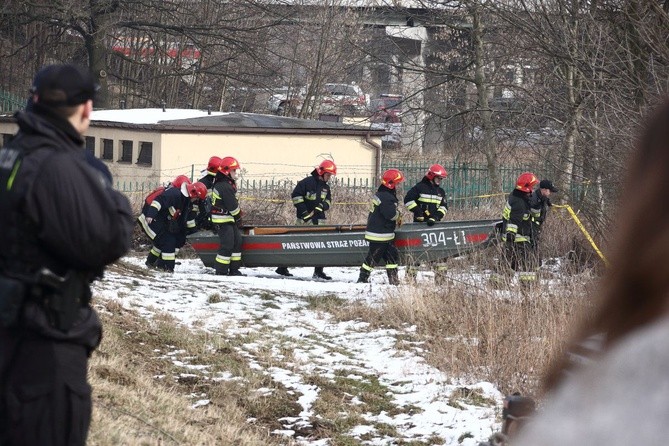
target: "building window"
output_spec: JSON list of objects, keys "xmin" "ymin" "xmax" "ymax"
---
[
  {"xmin": 102, "ymin": 139, "xmax": 113, "ymax": 160},
  {"xmin": 84, "ymin": 136, "xmax": 95, "ymax": 156},
  {"xmin": 137, "ymin": 142, "xmax": 153, "ymax": 165},
  {"xmin": 119, "ymin": 140, "xmax": 133, "ymax": 163}
]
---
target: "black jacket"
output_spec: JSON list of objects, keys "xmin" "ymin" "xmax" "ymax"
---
[
  {"xmin": 502, "ymin": 189, "xmax": 533, "ymax": 243},
  {"xmin": 211, "ymin": 174, "xmax": 241, "ymax": 224},
  {"xmin": 364, "ymin": 185, "xmax": 400, "ymax": 242},
  {"xmin": 291, "ymin": 170, "xmax": 332, "ymax": 222},
  {"xmin": 403, "ymin": 177, "xmax": 448, "ymax": 222},
  {"xmin": 0, "ymin": 108, "xmax": 134, "ymax": 276},
  {"xmin": 140, "ymin": 186, "xmax": 196, "ymax": 237}
]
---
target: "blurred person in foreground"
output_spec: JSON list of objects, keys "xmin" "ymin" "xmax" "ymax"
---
[
  {"xmin": 513, "ymin": 99, "xmax": 669, "ymax": 445},
  {"xmin": 276, "ymin": 160, "xmax": 337, "ymax": 280},
  {"xmin": 357, "ymin": 169, "xmax": 405, "ymax": 285},
  {"xmin": 0, "ymin": 64, "xmax": 134, "ymax": 445}
]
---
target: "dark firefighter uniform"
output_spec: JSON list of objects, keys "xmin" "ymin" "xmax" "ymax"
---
[
  {"xmin": 211, "ymin": 173, "xmax": 243, "ymax": 275},
  {"xmin": 0, "ymin": 93, "xmax": 134, "ymax": 443},
  {"xmin": 288, "ymin": 169, "xmax": 333, "ymax": 279},
  {"xmin": 502, "ymin": 189, "xmax": 536, "ymax": 281},
  {"xmin": 291, "ymin": 169, "xmax": 332, "ymax": 224},
  {"xmin": 403, "ymin": 176, "xmax": 449, "ymax": 281},
  {"xmin": 404, "ymin": 177, "xmax": 448, "ymax": 224},
  {"xmin": 357, "ymin": 185, "xmax": 402, "ymax": 285},
  {"xmin": 138, "ymin": 186, "xmax": 197, "ymax": 272},
  {"xmin": 195, "ymin": 172, "xmax": 217, "ymax": 230}
]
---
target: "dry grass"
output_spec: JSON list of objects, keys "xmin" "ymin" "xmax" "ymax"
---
[
  {"xmin": 328, "ymin": 248, "xmax": 598, "ymax": 397},
  {"xmin": 89, "ymin": 299, "xmax": 298, "ymax": 446}
]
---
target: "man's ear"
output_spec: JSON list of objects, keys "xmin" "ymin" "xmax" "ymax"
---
[{"xmin": 82, "ymin": 100, "xmax": 93, "ymax": 119}]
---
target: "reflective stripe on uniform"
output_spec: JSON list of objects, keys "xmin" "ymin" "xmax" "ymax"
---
[
  {"xmin": 215, "ymin": 254, "xmax": 231, "ymax": 265},
  {"xmin": 364, "ymin": 231, "xmax": 395, "ymax": 242},
  {"xmin": 138, "ymin": 214, "xmax": 157, "ymax": 239},
  {"xmin": 211, "ymin": 215, "xmax": 235, "ymax": 224},
  {"xmin": 417, "ymin": 193, "xmax": 442, "ymax": 205}
]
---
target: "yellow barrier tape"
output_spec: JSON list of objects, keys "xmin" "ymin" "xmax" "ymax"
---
[{"xmin": 554, "ymin": 204, "xmax": 608, "ymax": 265}]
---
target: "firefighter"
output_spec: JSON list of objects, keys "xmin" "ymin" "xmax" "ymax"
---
[
  {"xmin": 502, "ymin": 172, "xmax": 540, "ymax": 284},
  {"xmin": 211, "ymin": 156, "xmax": 244, "ymax": 276},
  {"xmin": 357, "ymin": 169, "xmax": 405, "ymax": 285},
  {"xmin": 0, "ymin": 64, "xmax": 134, "ymax": 445},
  {"xmin": 403, "ymin": 163, "xmax": 449, "ymax": 281},
  {"xmin": 195, "ymin": 156, "xmax": 222, "ymax": 230},
  {"xmin": 276, "ymin": 160, "xmax": 337, "ymax": 280},
  {"xmin": 139, "ymin": 181, "xmax": 207, "ymax": 272},
  {"xmin": 199, "ymin": 155, "xmax": 222, "ymax": 190}
]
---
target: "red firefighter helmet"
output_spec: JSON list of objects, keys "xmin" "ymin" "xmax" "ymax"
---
[
  {"xmin": 187, "ymin": 182, "xmax": 207, "ymax": 200},
  {"xmin": 316, "ymin": 160, "xmax": 337, "ymax": 176},
  {"xmin": 207, "ymin": 156, "xmax": 222, "ymax": 173},
  {"xmin": 425, "ymin": 164, "xmax": 447, "ymax": 181},
  {"xmin": 515, "ymin": 172, "xmax": 539, "ymax": 193},
  {"xmin": 171, "ymin": 175, "xmax": 191, "ymax": 189},
  {"xmin": 219, "ymin": 156, "xmax": 240, "ymax": 175},
  {"xmin": 381, "ymin": 169, "xmax": 405, "ymax": 190}
]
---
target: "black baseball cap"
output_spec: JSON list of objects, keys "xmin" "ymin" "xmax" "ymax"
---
[
  {"xmin": 30, "ymin": 64, "xmax": 99, "ymax": 107},
  {"xmin": 539, "ymin": 180, "xmax": 558, "ymax": 192}
]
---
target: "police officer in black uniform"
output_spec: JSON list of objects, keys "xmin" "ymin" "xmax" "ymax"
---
[{"xmin": 0, "ymin": 64, "xmax": 134, "ymax": 445}]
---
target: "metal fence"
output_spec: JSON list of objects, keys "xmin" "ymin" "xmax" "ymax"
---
[
  {"xmin": 0, "ymin": 91, "xmax": 24, "ymax": 113},
  {"xmin": 114, "ymin": 162, "xmax": 530, "ymax": 210}
]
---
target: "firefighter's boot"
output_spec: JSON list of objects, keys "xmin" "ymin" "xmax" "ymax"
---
[
  {"xmin": 313, "ymin": 267, "xmax": 332, "ymax": 280},
  {"xmin": 215, "ymin": 263, "xmax": 230, "ymax": 276},
  {"xmin": 386, "ymin": 268, "xmax": 399, "ymax": 286},
  {"xmin": 405, "ymin": 265, "xmax": 418, "ymax": 283},
  {"xmin": 229, "ymin": 260, "xmax": 246, "ymax": 276},
  {"xmin": 275, "ymin": 267, "xmax": 293, "ymax": 277},
  {"xmin": 145, "ymin": 249, "xmax": 160, "ymax": 268},
  {"xmin": 357, "ymin": 268, "xmax": 371, "ymax": 283}
]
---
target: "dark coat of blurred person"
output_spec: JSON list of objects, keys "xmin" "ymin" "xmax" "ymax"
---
[{"xmin": 0, "ymin": 64, "xmax": 134, "ymax": 445}]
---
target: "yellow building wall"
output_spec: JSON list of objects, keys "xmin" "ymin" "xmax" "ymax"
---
[
  {"xmin": 1, "ymin": 120, "xmax": 381, "ymax": 187},
  {"xmin": 161, "ymin": 132, "xmax": 379, "ymax": 185}
]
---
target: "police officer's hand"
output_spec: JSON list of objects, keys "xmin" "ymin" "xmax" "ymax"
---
[{"xmin": 427, "ymin": 218, "xmax": 436, "ymax": 227}]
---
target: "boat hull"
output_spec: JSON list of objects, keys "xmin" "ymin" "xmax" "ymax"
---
[{"xmin": 188, "ymin": 219, "xmax": 499, "ymax": 269}]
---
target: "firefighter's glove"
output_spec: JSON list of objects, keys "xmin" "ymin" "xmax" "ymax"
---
[
  {"xmin": 145, "ymin": 217, "xmax": 153, "ymax": 225},
  {"xmin": 302, "ymin": 211, "xmax": 314, "ymax": 222},
  {"xmin": 506, "ymin": 232, "xmax": 516, "ymax": 243},
  {"xmin": 427, "ymin": 218, "xmax": 436, "ymax": 227}
]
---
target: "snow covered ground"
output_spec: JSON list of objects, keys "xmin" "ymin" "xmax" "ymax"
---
[{"xmin": 93, "ymin": 254, "xmax": 503, "ymax": 445}]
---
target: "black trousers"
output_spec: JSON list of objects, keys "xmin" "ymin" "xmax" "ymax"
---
[
  {"xmin": 363, "ymin": 240, "xmax": 399, "ymax": 269},
  {"xmin": 1, "ymin": 332, "xmax": 93, "ymax": 445},
  {"xmin": 504, "ymin": 241, "xmax": 537, "ymax": 271}
]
